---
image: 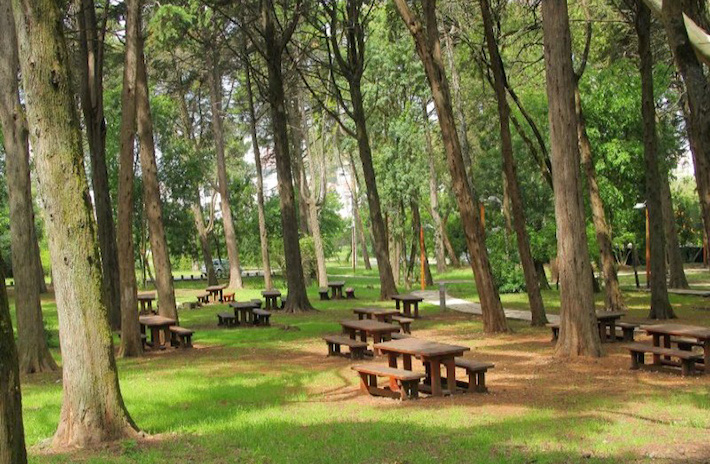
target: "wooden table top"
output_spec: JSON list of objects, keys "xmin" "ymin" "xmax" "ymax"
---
[
  {"xmin": 340, "ymin": 319, "xmax": 400, "ymax": 333},
  {"xmin": 230, "ymin": 301, "xmax": 259, "ymax": 309},
  {"xmin": 641, "ymin": 323, "xmax": 710, "ymax": 340},
  {"xmin": 595, "ymin": 311, "xmax": 626, "ymax": 320},
  {"xmin": 328, "ymin": 281, "xmax": 346, "ymax": 287},
  {"xmin": 137, "ymin": 292, "xmax": 155, "ymax": 301},
  {"xmin": 374, "ymin": 337, "xmax": 470, "ymax": 358},
  {"xmin": 139, "ymin": 315, "xmax": 176, "ymax": 327},
  {"xmin": 262, "ymin": 290, "xmax": 282, "ymax": 297},
  {"xmin": 392, "ymin": 294, "xmax": 424, "ymax": 302},
  {"xmin": 206, "ymin": 285, "xmax": 227, "ymax": 291},
  {"xmin": 353, "ymin": 307, "xmax": 400, "ymax": 316}
]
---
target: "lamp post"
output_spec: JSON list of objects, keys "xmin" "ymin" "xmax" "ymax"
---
[{"xmin": 634, "ymin": 202, "xmax": 649, "ymax": 287}]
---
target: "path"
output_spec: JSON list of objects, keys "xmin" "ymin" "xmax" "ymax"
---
[{"xmin": 412, "ymin": 289, "xmax": 560, "ymax": 323}]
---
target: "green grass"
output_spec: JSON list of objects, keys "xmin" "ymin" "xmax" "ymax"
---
[{"xmin": 11, "ymin": 262, "xmax": 710, "ymax": 463}]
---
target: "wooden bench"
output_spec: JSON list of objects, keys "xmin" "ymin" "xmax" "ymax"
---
[
  {"xmin": 252, "ymin": 309, "xmax": 272, "ymax": 326},
  {"xmin": 323, "ymin": 335, "xmax": 368, "ymax": 360},
  {"xmin": 169, "ymin": 326, "xmax": 194, "ymax": 348},
  {"xmin": 196, "ymin": 293, "xmax": 210, "ymax": 305},
  {"xmin": 250, "ymin": 299, "xmax": 263, "ymax": 308},
  {"xmin": 217, "ymin": 312, "xmax": 238, "ymax": 328},
  {"xmin": 223, "ymin": 292, "xmax": 235, "ymax": 302},
  {"xmin": 625, "ymin": 342, "xmax": 702, "ymax": 376},
  {"xmin": 615, "ymin": 322, "xmax": 639, "ymax": 342},
  {"xmin": 453, "ymin": 358, "xmax": 494, "ymax": 393},
  {"xmin": 140, "ymin": 333, "xmax": 147, "ymax": 349},
  {"xmin": 352, "ymin": 365, "xmax": 426, "ymax": 401},
  {"xmin": 318, "ymin": 288, "xmax": 330, "ymax": 300},
  {"xmin": 345, "ymin": 287, "xmax": 356, "ymax": 299},
  {"xmin": 672, "ymin": 337, "xmax": 704, "ymax": 351},
  {"xmin": 391, "ymin": 332, "xmax": 411, "ymax": 340},
  {"xmin": 546, "ymin": 322, "xmax": 560, "ymax": 342},
  {"xmin": 391, "ymin": 315, "xmax": 414, "ymax": 334}
]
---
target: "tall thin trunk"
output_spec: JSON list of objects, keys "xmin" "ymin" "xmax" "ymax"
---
[
  {"xmin": 441, "ymin": 214, "xmax": 461, "ymax": 267},
  {"xmin": 76, "ymin": 0, "xmax": 121, "ymax": 330},
  {"xmin": 411, "ymin": 200, "xmax": 434, "ymax": 286},
  {"xmin": 481, "ymin": 0, "xmax": 547, "ymax": 326},
  {"xmin": 116, "ymin": 0, "xmax": 141, "ymax": 357},
  {"xmin": 11, "ymin": 0, "xmax": 140, "ymax": 445},
  {"xmin": 287, "ymin": 95, "xmax": 311, "ymax": 235},
  {"xmin": 541, "ymin": 0, "xmax": 602, "ymax": 356},
  {"xmin": 244, "ymin": 57, "xmax": 273, "ymax": 290},
  {"xmin": 574, "ymin": 87, "xmax": 625, "ymax": 311},
  {"xmin": 0, "ymin": 256, "xmax": 27, "ymax": 464},
  {"xmin": 423, "ymin": 101, "xmax": 447, "ymax": 274},
  {"xmin": 207, "ymin": 53, "xmax": 243, "ymax": 290},
  {"xmin": 33, "ymin": 226, "xmax": 47, "ymax": 294},
  {"xmin": 636, "ymin": 1, "xmax": 675, "ymax": 319},
  {"xmin": 0, "ymin": 2, "xmax": 57, "ymax": 373},
  {"xmin": 394, "ymin": 0, "xmax": 508, "ymax": 333},
  {"xmin": 351, "ymin": 170, "xmax": 372, "ymax": 270},
  {"xmin": 136, "ymin": 42, "xmax": 178, "ymax": 321},
  {"xmin": 192, "ymin": 201, "xmax": 218, "ymax": 286},
  {"xmin": 659, "ymin": 165, "xmax": 689, "ymax": 288}
]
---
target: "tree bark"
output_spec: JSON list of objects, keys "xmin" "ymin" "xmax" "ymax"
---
[
  {"xmin": 207, "ymin": 53, "xmax": 244, "ymax": 290},
  {"xmin": 659, "ymin": 165, "xmax": 690, "ymax": 288},
  {"xmin": 0, "ymin": 0, "xmax": 57, "ymax": 374},
  {"xmin": 76, "ymin": 0, "xmax": 121, "ymax": 330},
  {"xmin": 0, "ymin": 256, "xmax": 27, "ymax": 464},
  {"xmin": 192, "ymin": 201, "xmax": 218, "ymax": 286},
  {"xmin": 33, "ymin": 225, "xmax": 48, "ymax": 294},
  {"xmin": 541, "ymin": 0, "xmax": 602, "ymax": 356},
  {"xmin": 440, "ymin": 214, "xmax": 461, "ymax": 268},
  {"xmin": 394, "ymin": 0, "xmax": 508, "ymax": 333},
  {"xmin": 11, "ymin": 0, "xmax": 140, "ymax": 445},
  {"xmin": 423, "ymin": 101, "xmax": 447, "ymax": 274},
  {"xmin": 136, "ymin": 42, "xmax": 178, "ymax": 321},
  {"xmin": 287, "ymin": 95, "xmax": 312, "ymax": 236},
  {"xmin": 116, "ymin": 0, "xmax": 141, "ymax": 358},
  {"xmin": 481, "ymin": 0, "xmax": 548, "ymax": 326},
  {"xmin": 346, "ymin": 152, "xmax": 373, "ymax": 271},
  {"xmin": 574, "ymin": 87, "xmax": 625, "ymax": 311},
  {"xmin": 636, "ymin": 1, "xmax": 675, "ymax": 319}
]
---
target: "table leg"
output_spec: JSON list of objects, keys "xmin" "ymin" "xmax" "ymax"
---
[
  {"xmin": 414, "ymin": 302, "xmax": 419, "ymax": 319},
  {"xmin": 429, "ymin": 359, "xmax": 442, "ymax": 396},
  {"xmin": 395, "ymin": 300, "xmax": 400, "ymax": 310},
  {"xmin": 703, "ymin": 340, "xmax": 709, "ymax": 372},
  {"xmin": 359, "ymin": 330, "xmax": 367, "ymax": 343},
  {"xmin": 598, "ymin": 322, "xmax": 605, "ymax": 343},
  {"xmin": 652, "ymin": 334, "xmax": 660, "ymax": 364},
  {"xmin": 346, "ymin": 328, "xmax": 356, "ymax": 340},
  {"xmin": 663, "ymin": 334, "xmax": 671, "ymax": 362},
  {"xmin": 403, "ymin": 302, "xmax": 411, "ymax": 317},
  {"xmin": 403, "ymin": 354, "xmax": 412, "ymax": 371},
  {"xmin": 388, "ymin": 353, "xmax": 398, "ymax": 369},
  {"xmin": 609, "ymin": 321, "xmax": 617, "ymax": 343},
  {"xmin": 219, "ymin": 289, "xmax": 223, "ymax": 303},
  {"xmin": 150, "ymin": 326, "xmax": 161, "ymax": 348},
  {"xmin": 444, "ymin": 358, "xmax": 456, "ymax": 394}
]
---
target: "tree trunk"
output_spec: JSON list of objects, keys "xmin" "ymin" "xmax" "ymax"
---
[
  {"xmin": 33, "ymin": 225, "xmax": 48, "ymax": 294},
  {"xmin": 136, "ymin": 42, "xmax": 178, "ymax": 321},
  {"xmin": 0, "ymin": 256, "xmax": 27, "ymax": 464},
  {"xmin": 637, "ymin": 1, "xmax": 675, "ymax": 319},
  {"xmin": 76, "ymin": 0, "xmax": 121, "ymax": 330},
  {"xmin": 207, "ymin": 53, "xmax": 243, "ymax": 290},
  {"xmin": 441, "ymin": 214, "xmax": 461, "ymax": 267},
  {"xmin": 287, "ymin": 95, "xmax": 311, "ymax": 236},
  {"xmin": 660, "ymin": 165, "xmax": 690, "ymax": 288},
  {"xmin": 535, "ymin": 260, "xmax": 551, "ymax": 290},
  {"xmin": 423, "ymin": 101, "xmax": 447, "ymax": 274},
  {"xmin": 411, "ymin": 200, "xmax": 434, "ymax": 286},
  {"xmin": 11, "ymin": 0, "xmax": 140, "ymax": 445},
  {"xmin": 541, "ymin": 0, "xmax": 602, "ymax": 356},
  {"xmin": 346, "ymin": 153, "xmax": 373, "ymax": 271},
  {"xmin": 192, "ymin": 201, "xmax": 218, "ymax": 286},
  {"xmin": 0, "ymin": 2, "xmax": 57, "ymax": 374},
  {"xmin": 574, "ymin": 86, "xmax": 625, "ymax": 311},
  {"xmin": 394, "ymin": 0, "xmax": 508, "ymax": 333},
  {"xmin": 481, "ymin": 0, "xmax": 547, "ymax": 326},
  {"xmin": 661, "ymin": 1, "xmax": 710, "ymax": 263},
  {"xmin": 262, "ymin": 7, "xmax": 313, "ymax": 311},
  {"xmin": 244, "ymin": 55, "xmax": 273, "ymax": 290}
]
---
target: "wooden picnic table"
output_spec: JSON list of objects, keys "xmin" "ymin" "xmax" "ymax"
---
[
  {"xmin": 353, "ymin": 307, "xmax": 400, "ymax": 323},
  {"xmin": 595, "ymin": 310, "xmax": 626, "ymax": 343},
  {"xmin": 340, "ymin": 319, "xmax": 401, "ymax": 345},
  {"xmin": 139, "ymin": 315, "xmax": 176, "ymax": 349},
  {"xmin": 206, "ymin": 284, "xmax": 227, "ymax": 303},
  {"xmin": 230, "ymin": 301, "xmax": 260, "ymax": 325},
  {"xmin": 374, "ymin": 337, "xmax": 470, "ymax": 397},
  {"xmin": 641, "ymin": 323, "xmax": 710, "ymax": 371},
  {"xmin": 137, "ymin": 292, "xmax": 156, "ymax": 314},
  {"xmin": 392, "ymin": 294, "xmax": 424, "ymax": 318},
  {"xmin": 261, "ymin": 289, "xmax": 282, "ymax": 310},
  {"xmin": 328, "ymin": 281, "xmax": 346, "ymax": 299}
]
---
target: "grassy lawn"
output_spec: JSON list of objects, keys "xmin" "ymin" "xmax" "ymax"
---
[{"xmin": 11, "ymin": 263, "xmax": 710, "ymax": 463}]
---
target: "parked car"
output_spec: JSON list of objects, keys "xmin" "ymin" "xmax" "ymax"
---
[{"xmin": 201, "ymin": 259, "xmax": 230, "ymax": 278}]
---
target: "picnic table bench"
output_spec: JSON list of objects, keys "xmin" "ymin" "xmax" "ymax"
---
[
  {"xmin": 196, "ymin": 292, "xmax": 210, "ymax": 305},
  {"xmin": 329, "ymin": 281, "xmax": 346, "ymax": 299},
  {"xmin": 625, "ymin": 342, "xmax": 702, "ymax": 376},
  {"xmin": 318, "ymin": 288, "xmax": 330, "ymax": 300},
  {"xmin": 252, "ymin": 309, "xmax": 272, "ymax": 326},
  {"xmin": 392, "ymin": 294, "xmax": 424, "ymax": 318},
  {"xmin": 139, "ymin": 315, "xmax": 176, "ymax": 349},
  {"xmin": 391, "ymin": 315, "xmax": 414, "ymax": 334},
  {"xmin": 137, "ymin": 292, "xmax": 156, "ymax": 314},
  {"xmin": 352, "ymin": 364, "xmax": 426, "ymax": 400},
  {"xmin": 206, "ymin": 284, "xmax": 227, "ymax": 303},
  {"xmin": 169, "ymin": 326, "xmax": 194, "ymax": 348},
  {"xmin": 231, "ymin": 301, "xmax": 260, "ymax": 325},
  {"xmin": 217, "ymin": 312, "xmax": 238, "ymax": 328},
  {"xmin": 353, "ymin": 307, "xmax": 400, "ymax": 323},
  {"xmin": 345, "ymin": 287, "xmax": 356, "ymax": 299},
  {"xmin": 641, "ymin": 323, "xmax": 710, "ymax": 372},
  {"xmin": 261, "ymin": 289, "xmax": 282, "ymax": 310},
  {"xmin": 451, "ymin": 359, "xmax": 494, "ymax": 393},
  {"xmin": 323, "ymin": 335, "xmax": 368, "ymax": 359}
]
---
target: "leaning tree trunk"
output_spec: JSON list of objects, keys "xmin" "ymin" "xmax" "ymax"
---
[
  {"xmin": 192, "ymin": 202, "xmax": 218, "ymax": 286},
  {"xmin": 11, "ymin": 0, "xmax": 140, "ymax": 445},
  {"xmin": 481, "ymin": 0, "xmax": 547, "ymax": 326},
  {"xmin": 659, "ymin": 164, "xmax": 690, "ymax": 288},
  {"xmin": 637, "ymin": 1, "xmax": 675, "ymax": 319},
  {"xmin": 412, "ymin": 200, "xmax": 434, "ymax": 286},
  {"xmin": 136, "ymin": 44, "xmax": 178, "ymax": 321},
  {"xmin": 76, "ymin": 0, "xmax": 121, "ymax": 330},
  {"xmin": 441, "ymin": 214, "xmax": 461, "ymax": 267},
  {"xmin": 116, "ymin": 0, "xmax": 142, "ymax": 358},
  {"xmin": 33, "ymin": 227, "xmax": 48, "ymax": 294},
  {"xmin": 423, "ymin": 100, "xmax": 447, "ymax": 274},
  {"xmin": 263, "ymin": 11, "xmax": 313, "ymax": 312},
  {"xmin": 0, "ymin": 2, "xmax": 57, "ymax": 374},
  {"xmin": 574, "ymin": 87, "xmax": 625, "ymax": 312},
  {"xmin": 394, "ymin": 0, "xmax": 508, "ymax": 333},
  {"xmin": 541, "ymin": 0, "xmax": 602, "ymax": 356},
  {"xmin": 0, "ymin": 256, "xmax": 27, "ymax": 464},
  {"xmin": 207, "ymin": 55, "xmax": 243, "ymax": 290},
  {"xmin": 244, "ymin": 56, "xmax": 274, "ymax": 290}
]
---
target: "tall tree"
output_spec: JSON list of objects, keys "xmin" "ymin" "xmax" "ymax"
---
[
  {"xmin": 422, "ymin": 101, "xmax": 447, "ymax": 274},
  {"xmin": 0, "ymin": 256, "xmax": 27, "ymax": 464},
  {"xmin": 0, "ymin": 0, "xmax": 57, "ymax": 374},
  {"xmin": 541, "ymin": 0, "xmax": 602, "ymax": 356},
  {"xmin": 480, "ymin": 0, "xmax": 547, "ymax": 326},
  {"xmin": 11, "ymin": 0, "xmax": 140, "ymax": 445},
  {"xmin": 394, "ymin": 0, "xmax": 508, "ymax": 333},
  {"xmin": 75, "ymin": 0, "xmax": 122, "ymax": 329},
  {"xmin": 659, "ymin": 167, "xmax": 689, "ymax": 288},
  {"xmin": 636, "ymin": 0, "xmax": 675, "ymax": 319}
]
